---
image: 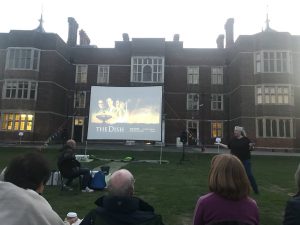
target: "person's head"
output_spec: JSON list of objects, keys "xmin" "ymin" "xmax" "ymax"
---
[
  {"xmin": 4, "ymin": 152, "xmax": 51, "ymax": 194},
  {"xmin": 66, "ymin": 139, "xmax": 76, "ymax": 150},
  {"xmin": 98, "ymin": 100, "xmax": 104, "ymax": 109},
  {"xmin": 295, "ymin": 163, "xmax": 300, "ymax": 193},
  {"xmin": 66, "ymin": 212, "xmax": 79, "ymax": 224},
  {"xmin": 106, "ymin": 98, "xmax": 114, "ymax": 107},
  {"xmin": 234, "ymin": 126, "xmax": 246, "ymax": 138},
  {"xmin": 208, "ymin": 154, "xmax": 250, "ymax": 200},
  {"xmin": 107, "ymin": 169, "xmax": 134, "ymax": 196}
]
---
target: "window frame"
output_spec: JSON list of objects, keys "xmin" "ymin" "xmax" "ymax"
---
[
  {"xmin": 74, "ymin": 91, "xmax": 86, "ymax": 108},
  {"xmin": 211, "ymin": 66, "xmax": 223, "ymax": 85},
  {"xmin": 75, "ymin": 65, "xmax": 88, "ymax": 84},
  {"xmin": 131, "ymin": 56, "xmax": 164, "ymax": 83},
  {"xmin": 255, "ymin": 85, "xmax": 294, "ymax": 105},
  {"xmin": 187, "ymin": 93, "xmax": 200, "ymax": 110},
  {"xmin": 211, "ymin": 94, "xmax": 224, "ymax": 111},
  {"xmin": 254, "ymin": 50, "xmax": 292, "ymax": 74},
  {"xmin": 2, "ymin": 79, "xmax": 38, "ymax": 100},
  {"xmin": 1, "ymin": 112, "xmax": 34, "ymax": 132},
  {"xmin": 5, "ymin": 47, "xmax": 40, "ymax": 71},
  {"xmin": 211, "ymin": 121, "xmax": 223, "ymax": 138},
  {"xmin": 187, "ymin": 66, "xmax": 199, "ymax": 85},
  {"xmin": 256, "ymin": 117, "xmax": 293, "ymax": 138},
  {"xmin": 97, "ymin": 65, "xmax": 110, "ymax": 84}
]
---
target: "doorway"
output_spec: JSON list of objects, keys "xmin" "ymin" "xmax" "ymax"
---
[
  {"xmin": 73, "ymin": 117, "xmax": 84, "ymax": 143},
  {"xmin": 187, "ymin": 120, "xmax": 199, "ymax": 146}
]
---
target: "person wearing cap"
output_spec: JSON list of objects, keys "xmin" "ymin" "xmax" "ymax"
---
[
  {"xmin": 80, "ymin": 169, "xmax": 164, "ymax": 225},
  {"xmin": 0, "ymin": 152, "xmax": 65, "ymax": 225},
  {"xmin": 64, "ymin": 212, "xmax": 82, "ymax": 225},
  {"xmin": 215, "ymin": 126, "xmax": 259, "ymax": 194},
  {"xmin": 57, "ymin": 139, "xmax": 94, "ymax": 193}
]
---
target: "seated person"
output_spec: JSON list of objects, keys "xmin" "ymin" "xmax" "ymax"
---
[
  {"xmin": 80, "ymin": 169, "xmax": 164, "ymax": 225},
  {"xmin": 193, "ymin": 154, "xmax": 259, "ymax": 225},
  {"xmin": 283, "ymin": 163, "xmax": 300, "ymax": 225},
  {"xmin": 0, "ymin": 152, "xmax": 64, "ymax": 225},
  {"xmin": 57, "ymin": 139, "xmax": 93, "ymax": 192}
]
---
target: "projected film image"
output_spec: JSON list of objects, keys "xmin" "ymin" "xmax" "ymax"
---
[{"xmin": 87, "ymin": 86, "xmax": 162, "ymax": 141}]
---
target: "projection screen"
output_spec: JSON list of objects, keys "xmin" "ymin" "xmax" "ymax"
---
[{"xmin": 87, "ymin": 86, "xmax": 162, "ymax": 141}]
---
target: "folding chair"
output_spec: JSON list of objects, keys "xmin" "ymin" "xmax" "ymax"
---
[{"xmin": 59, "ymin": 171, "xmax": 82, "ymax": 191}]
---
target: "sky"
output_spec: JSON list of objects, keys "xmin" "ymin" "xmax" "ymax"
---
[{"xmin": 0, "ymin": 0, "xmax": 299, "ymax": 48}]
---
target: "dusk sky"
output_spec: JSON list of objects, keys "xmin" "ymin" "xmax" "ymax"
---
[{"xmin": 1, "ymin": 0, "xmax": 299, "ymax": 48}]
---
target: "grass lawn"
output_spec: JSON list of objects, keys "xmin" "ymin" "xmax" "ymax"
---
[{"xmin": 0, "ymin": 147, "xmax": 299, "ymax": 225}]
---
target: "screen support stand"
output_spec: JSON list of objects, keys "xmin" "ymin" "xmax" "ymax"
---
[{"xmin": 159, "ymin": 142, "xmax": 163, "ymax": 164}]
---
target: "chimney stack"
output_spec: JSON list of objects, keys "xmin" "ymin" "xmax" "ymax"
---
[
  {"xmin": 216, "ymin": 34, "xmax": 224, "ymax": 49},
  {"xmin": 79, "ymin": 30, "xmax": 90, "ymax": 46},
  {"xmin": 67, "ymin": 17, "xmax": 78, "ymax": 47},
  {"xmin": 224, "ymin": 18, "xmax": 234, "ymax": 48},
  {"xmin": 173, "ymin": 34, "xmax": 180, "ymax": 42},
  {"xmin": 122, "ymin": 33, "xmax": 129, "ymax": 42}
]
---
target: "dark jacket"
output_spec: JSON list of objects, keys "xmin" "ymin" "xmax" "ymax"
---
[
  {"xmin": 57, "ymin": 146, "xmax": 80, "ymax": 178},
  {"xmin": 283, "ymin": 193, "xmax": 300, "ymax": 225},
  {"xmin": 80, "ymin": 195, "xmax": 164, "ymax": 225}
]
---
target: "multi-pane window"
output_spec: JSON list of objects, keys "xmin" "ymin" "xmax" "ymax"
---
[
  {"xmin": 255, "ymin": 51, "xmax": 291, "ymax": 73},
  {"xmin": 97, "ymin": 65, "xmax": 109, "ymax": 84},
  {"xmin": 131, "ymin": 57, "xmax": 164, "ymax": 83},
  {"xmin": 187, "ymin": 93, "xmax": 199, "ymax": 110},
  {"xmin": 256, "ymin": 118, "xmax": 293, "ymax": 138},
  {"xmin": 211, "ymin": 121, "xmax": 223, "ymax": 138},
  {"xmin": 211, "ymin": 67, "xmax": 223, "ymax": 85},
  {"xmin": 74, "ymin": 91, "xmax": 86, "ymax": 108},
  {"xmin": 187, "ymin": 66, "xmax": 199, "ymax": 84},
  {"xmin": 256, "ymin": 85, "xmax": 293, "ymax": 105},
  {"xmin": 6, "ymin": 48, "xmax": 40, "ymax": 71},
  {"xmin": 3, "ymin": 80, "xmax": 38, "ymax": 100},
  {"xmin": 1, "ymin": 113, "xmax": 34, "ymax": 131},
  {"xmin": 211, "ymin": 94, "xmax": 223, "ymax": 111},
  {"xmin": 75, "ymin": 65, "xmax": 88, "ymax": 83}
]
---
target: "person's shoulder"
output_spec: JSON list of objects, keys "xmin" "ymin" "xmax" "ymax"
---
[
  {"xmin": 287, "ymin": 195, "xmax": 300, "ymax": 206},
  {"xmin": 197, "ymin": 192, "xmax": 217, "ymax": 203}
]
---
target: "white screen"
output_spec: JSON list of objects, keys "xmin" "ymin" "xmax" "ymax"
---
[{"xmin": 87, "ymin": 86, "xmax": 162, "ymax": 141}]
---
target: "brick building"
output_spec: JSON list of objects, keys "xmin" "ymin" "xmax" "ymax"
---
[{"xmin": 0, "ymin": 17, "xmax": 299, "ymax": 150}]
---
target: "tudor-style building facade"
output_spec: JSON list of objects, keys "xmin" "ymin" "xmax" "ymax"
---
[{"xmin": 0, "ymin": 17, "xmax": 299, "ymax": 150}]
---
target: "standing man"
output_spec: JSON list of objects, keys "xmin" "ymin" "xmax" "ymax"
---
[
  {"xmin": 57, "ymin": 139, "xmax": 93, "ymax": 192},
  {"xmin": 80, "ymin": 169, "xmax": 164, "ymax": 225},
  {"xmin": 216, "ymin": 126, "xmax": 259, "ymax": 194}
]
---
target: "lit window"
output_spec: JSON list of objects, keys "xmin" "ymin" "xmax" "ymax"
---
[
  {"xmin": 187, "ymin": 66, "xmax": 199, "ymax": 84},
  {"xmin": 6, "ymin": 48, "xmax": 40, "ymax": 71},
  {"xmin": 131, "ymin": 57, "xmax": 164, "ymax": 83},
  {"xmin": 75, "ymin": 65, "xmax": 88, "ymax": 83},
  {"xmin": 97, "ymin": 65, "xmax": 109, "ymax": 84},
  {"xmin": 211, "ymin": 121, "xmax": 223, "ymax": 138},
  {"xmin": 74, "ymin": 117, "xmax": 84, "ymax": 126},
  {"xmin": 1, "ymin": 113, "xmax": 34, "ymax": 131},
  {"xmin": 211, "ymin": 67, "xmax": 223, "ymax": 85},
  {"xmin": 3, "ymin": 80, "xmax": 38, "ymax": 100}
]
